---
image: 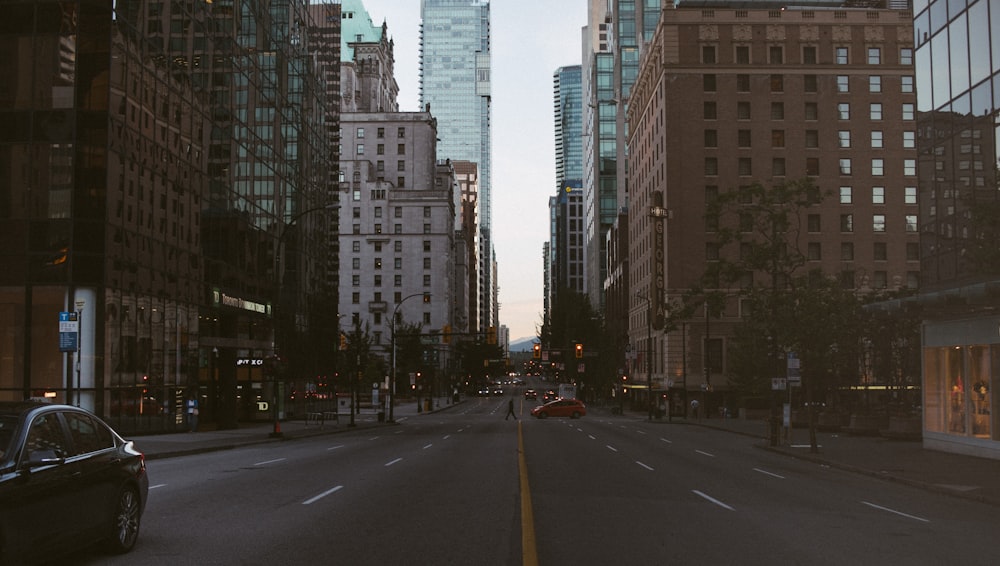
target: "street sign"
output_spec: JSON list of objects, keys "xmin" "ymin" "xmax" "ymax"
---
[
  {"xmin": 59, "ymin": 312, "xmax": 79, "ymax": 352},
  {"xmin": 787, "ymin": 352, "xmax": 801, "ymax": 384},
  {"xmin": 772, "ymin": 377, "xmax": 787, "ymax": 391}
]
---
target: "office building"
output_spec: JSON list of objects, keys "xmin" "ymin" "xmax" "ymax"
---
[
  {"xmin": 419, "ymin": 0, "xmax": 495, "ymax": 334},
  {"xmin": 626, "ymin": 2, "xmax": 919, "ymax": 400}
]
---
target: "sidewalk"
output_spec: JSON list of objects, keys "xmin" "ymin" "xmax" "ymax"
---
[
  {"xmin": 129, "ymin": 399, "xmax": 1000, "ymax": 508},
  {"xmin": 130, "ymin": 396, "xmax": 459, "ymax": 461},
  {"xmin": 668, "ymin": 413, "xmax": 1000, "ymax": 508}
]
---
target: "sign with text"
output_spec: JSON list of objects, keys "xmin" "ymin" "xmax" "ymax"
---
[{"xmin": 58, "ymin": 312, "xmax": 79, "ymax": 352}]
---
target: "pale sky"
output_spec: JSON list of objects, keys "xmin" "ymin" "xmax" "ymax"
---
[{"xmin": 358, "ymin": 0, "xmax": 588, "ymax": 343}]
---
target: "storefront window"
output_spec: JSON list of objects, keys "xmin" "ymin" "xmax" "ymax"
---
[
  {"xmin": 947, "ymin": 346, "xmax": 966, "ymax": 434},
  {"xmin": 969, "ymin": 345, "xmax": 991, "ymax": 438},
  {"xmin": 924, "ymin": 348, "xmax": 944, "ymax": 432}
]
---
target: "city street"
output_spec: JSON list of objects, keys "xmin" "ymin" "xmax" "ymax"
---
[{"xmin": 66, "ymin": 390, "xmax": 997, "ymax": 565}]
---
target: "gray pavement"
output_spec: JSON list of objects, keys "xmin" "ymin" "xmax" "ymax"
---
[{"xmin": 128, "ymin": 398, "xmax": 1000, "ymax": 508}]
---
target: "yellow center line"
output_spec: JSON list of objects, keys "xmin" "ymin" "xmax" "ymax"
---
[{"xmin": 518, "ymin": 420, "xmax": 539, "ymax": 566}]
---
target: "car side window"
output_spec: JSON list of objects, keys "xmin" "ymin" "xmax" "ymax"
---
[
  {"xmin": 24, "ymin": 414, "xmax": 70, "ymax": 461},
  {"xmin": 64, "ymin": 412, "xmax": 114, "ymax": 456}
]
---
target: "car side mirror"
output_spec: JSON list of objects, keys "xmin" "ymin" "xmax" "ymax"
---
[{"xmin": 25, "ymin": 449, "xmax": 64, "ymax": 469}]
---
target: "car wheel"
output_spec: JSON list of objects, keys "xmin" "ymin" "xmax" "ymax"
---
[
  {"xmin": 104, "ymin": 486, "xmax": 142, "ymax": 554},
  {"xmin": 537, "ymin": 411, "xmax": 548, "ymax": 419},
  {"xmin": 571, "ymin": 411, "xmax": 581, "ymax": 419}
]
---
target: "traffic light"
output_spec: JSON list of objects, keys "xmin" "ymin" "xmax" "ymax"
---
[
  {"xmin": 532, "ymin": 343, "xmax": 541, "ymax": 359},
  {"xmin": 575, "ymin": 343, "xmax": 583, "ymax": 358},
  {"xmin": 339, "ymin": 333, "xmax": 348, "ymax": 351}
]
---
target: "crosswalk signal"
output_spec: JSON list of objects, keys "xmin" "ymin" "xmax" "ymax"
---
[
  {"xmin": 575, "ymin": 343, "xmax": 583, "ymax": 358},
  {"xmin": 532, "ymin": 343, "xmax": 541, "ymax": 359}
]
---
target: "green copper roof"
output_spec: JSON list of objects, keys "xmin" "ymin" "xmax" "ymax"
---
[{"xmin": 340, "ymin": 0, "xmax": 385, "ymax": 62}]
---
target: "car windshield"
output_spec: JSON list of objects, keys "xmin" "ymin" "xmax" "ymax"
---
[{"xmin": 0, "ymin": 414, "xmax": 18, "ymax": 459}]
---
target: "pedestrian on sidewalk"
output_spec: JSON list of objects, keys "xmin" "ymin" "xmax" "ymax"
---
[{"xmin": 505, "ymin": 397, "xmax": 517, "ymax": 420}]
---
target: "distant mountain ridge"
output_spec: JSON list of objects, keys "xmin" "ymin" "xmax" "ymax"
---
[{"xmin": 509, "ymin": 337, "xmax": 538, "ymax": 352}]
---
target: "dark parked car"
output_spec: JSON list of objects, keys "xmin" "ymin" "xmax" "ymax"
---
[
  {"xmin": 531, "ymin": 398, "xmax": 587, "ymax": 419},
  {"xmin": 0, "ymin": 401, "xmax": 149, "ymax": 564}
]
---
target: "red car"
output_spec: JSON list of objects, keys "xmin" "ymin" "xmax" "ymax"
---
[{"xmin": 531, "ymin": 398, "xmax": 586, "ymax": 419}]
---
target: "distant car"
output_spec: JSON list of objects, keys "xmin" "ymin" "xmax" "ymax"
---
[
  {"xmin": 492, "ymin": 387, "xmax": 505, "ymax": 396},
  {"xmin": 524, "ymin": 389, "xmax": 537, "ymax": 400},
  {"xmin": 542, "ymin": 390, "xmax": 558, "ymax": 402},
  {"xmin": 531, "ymin": 398, "xmax": 587, "ymax": 419},
  {"xmin": 477, "ymin": 386, "xmax": 492, "ymax": 396},
  {"xmin": 0, "ymin": 402, "xmax": 149, "ymax": 564}
]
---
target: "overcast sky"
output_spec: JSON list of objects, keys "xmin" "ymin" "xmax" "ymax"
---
[{"xmin": 357, "ymin": 0, "xmax": 588, "ymax": 343}]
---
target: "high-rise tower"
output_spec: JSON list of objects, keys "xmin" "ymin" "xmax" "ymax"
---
[{"xmin": 419, "ymin": 0, "xmax": 494, "ymax": 333}]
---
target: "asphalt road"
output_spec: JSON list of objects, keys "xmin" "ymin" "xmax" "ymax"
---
[{"xmin": 67, "ymin": 388, "xmax": 997, "ymax": 566}]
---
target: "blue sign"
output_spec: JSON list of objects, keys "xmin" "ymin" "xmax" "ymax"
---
[{"xmin": 59, "ymin": 311, "xmax": 79, "ymax": 352}]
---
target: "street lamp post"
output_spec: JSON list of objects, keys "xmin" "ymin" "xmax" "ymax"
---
[
  {"xmin": 74, "ymin": 299, "xmax": 85, "ymax": 407},
  {"xmin": 390, "ymin": 293, "xmax": 426, "ymax": 423},
  {"xmin": 271, "ymin": 203, "xmax": 336, "ymax": 438}
]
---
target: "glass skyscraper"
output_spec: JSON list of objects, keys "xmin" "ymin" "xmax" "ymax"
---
[{"xmin": 419, "ymin": 0, "xmax": 494, "ymax": 331}]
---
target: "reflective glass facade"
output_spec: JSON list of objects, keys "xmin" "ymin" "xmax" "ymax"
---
[
  {"xmin": 419, "ymin": 0, "xmax": 494, "ymax": 331},
  {"xmin": 915, "ymin": 0, "xmax": 1000, "ymax": 458},
  {"xmin": 0, "ymin": 0, "xmax": 333, "ymax": 434}
]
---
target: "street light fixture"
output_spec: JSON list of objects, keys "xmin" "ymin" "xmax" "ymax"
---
[
  {"xmin": 270, "ymin": 203, "xmax": 336, "ymax": 438},
  {"xmin": 390, "ymin": 292, "xmax": 426, "ymax": 423}
]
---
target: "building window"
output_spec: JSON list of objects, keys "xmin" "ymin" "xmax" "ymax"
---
[
  {"xmin": 806, "ymin": 158, "xmax": 819, "ymax": 176},
  {"xmin": 423, "ymin": 257, "xmax": 431, "ymax": 269},
  {"xmin": 394, "ymin": 224, "xmax": 402, "ymax": 234},
  {"xmin": 808, "ymin": 214, "xmax": 821, "ymax": 232},
  {"xmin": 869, "ymin": 76, "xmax": 881, "ymax": 93},
  {"xmin": 867, "ymin": 47, "xmax": 881, "ymax": 64},
  {"xmin": 397, "ymin": 144, "xmax": 405, "ymax": 154},
  {"xmin": 905, "ymin": 215, "xmax": 918, "ymax": 232},
  {"xmin": 902, "ymin": 131, "xmax": 916, "ymax": 149},
  {"xmin": 736, "ymin": 45, "xmax": 750, "ymax": 64},
  {"xmin": 905, "ymin": 186, "xmax": 917, "ymax": 204},
  {"xmin": 738, "ymin": 158, "xmax": 752, "ymax": 176},
  {"xmin": 737, "ymin": 101, "xmax": 751, "ymax": 120},
  {"xmin": 805, "ymin": 102, "xmax": 818, "ymax": 120},
  {"xmin": 902, "ymin": 103, "xmax": 914, "ymax": 120},
  {"xmin": 835, "ymin": 46, "xmax": 848, "ymax": 64},
  {"xmin": 840, "ymin": 158, "xmax": 852, "ymax": 175},
  {"xmin": 703, "ymin": 74, "xmax": 717, "ymax": 92},
  {"xmin": 871, "ymin": 130, "xmax": 883, "ymax": 148},
  {"xmin": 839, "ymin": 130, "xmax": 851, "ymax": 148},
  {"xmin": 374, "ymin": 223, "xmax": 382, "ymax": 234},
  {"xmin": 804, "ymin": 75, "xmax": 817, "ymax": 92},
  {"xmin": 704, "ymin": 101, "xmax": 717, "ymax": 119},
  {"xmin": 395, "ymin": 241, "xmax": 403, "ymax": 252},
  {"xmin": 705, "ymin": 157, "xmax": 718, "ymax": 176},
  {"xmin": 900, "ymin": 47, "xmax": 913, "ymax": 65},
  {"xmin": 870, "ymin": 103, "xmax": 883, "ymax": 120},
  {"xmin": 871, "ymin": 158, "xmax": 884, "ymax": 176},
  {"xmin": 706, "ymin": 242, "xmax": 720, "ymax": 260},
  {"xmin": 704, "ymin": 130, "xmax": 718, "ymax": 148},
  {"xmin": 873, "ymin": 214, "xmax": 886, "ymax": 232},
  {"xmin": 904, "ymin": 159, "xmax": 916, "ymax": 176},
  {"xmin": 736, "ymin": 74, "xmax": 750, "ymax": 92},
  {"xmin": 841, "ymin": 242, "xmax": 854, "ymax": 261},
  {"xmin": 423, "ymin": 240, "xmax": 431, "ymax": 252},
  {"xmin": 906, "ymin": 243, "xmax": 919, "ymax": 261},
  {"xmin": 356, "ymin": 144, "xmax": 364, "ymax": 155},
  {"xmin": 771, "ymin": 130, "xmax": 785, "ymax": 148},
  {"xmin": 738, "ymin": 129, "xmax": 752, "ymax": 147},
  {"xmin": 352, "ymin": 274, "xmax": 360, "ymax": 287},
  {"xmin": 356, "ymin": 127, "xmax": 365, "ymax": 138},
  {"xmin": 377, "ymin": 127, "xmax": 385, "ymax": 138},
  {"xmin": 771, "ymin": 102, "xmax": 784, "ymax": 120},
  {"xmin": 770, "ymin": 74, "xmax": 783, "ymax": 92},
  {"xmin": 377, "ymin": 144, "xmax": 385, "ymax": 155},
  {"xmin": 873, "ymin": 271, "xmax": 887, "ymax": 289},
  {"xmin": 374, "ymin": 257, "xmax": 382, "ymax": 269},
  {"xmin": 352, "ymin": 292, "xmax": 360, "ymax": 304},
  {"xmin": 838, "ymin": 103, "xmax": 850, "ymax": 120},
  {"xmin": 702, "ymin": 45, "xmax": 716, "ymax": 64},
  {"xmin": 352, "ymin": 241, "xmax": 361, "ymax": 253},
  {"xmin": 423, "ymin": 223, "xmax": 431, "ymax": 234},
  {"xmin": 901, "ymin": 75, "xmax": 914, "ymax": 93},
  {"xmin": 773, "ymin": 158, "xmax": 786, "ymax": 177},
  {"xmin": 352, "ymin": 224, "xmax": 360, "ymax": 235},
  {"xmin": 423, "ymin": 274, "xmax": 431, "ymax": 287},
  {"xmin": 840, "ymin": 214, "xmax": 854, "ymax": 232},
  {"xmin": 352, "ymin": 258, "xmax": 360, "ymax": 269},
  {"xmin": 805, "ymin": 130, "xmax": 819, "ymax": 148},
  {"xmin": 394, "ymin": 275, "xmax": 402, "ymax": 287},
  {"xmin": 397, "ymin": 160, "xmax": 406, "ymax": 172},
  {"xmin": 874, "ymin": 242, "xmax": 887, "ymax": 261},
  {"xmin": 840, "ymin": 186, "xmax": 852, "ymax": 204},
  {"xmin": 395, "ymin": 258, "xmax": 402, "ymax": 269},
  {"xmin": 769, "ymin": 45, "xmax": 783, "ymax": 64},
  {"xmin": 374, "ymin": 274, "xmax": 382, "ymax": 287},
  {"xmin": 808, "ymin": 242, "xmax": 821, "ymax": 260},
  {"xmin": 803, "ymin": 45, "xmax": 817, "ymax": 64},
  {"xmin": 872, "ymin": 186, "xmax": 885, "ymax": 204},
  {"xmin": 841, "ymin": 271, "xmax": 855, "ymax": 289},
  {"xmin": 837, "ymin": 75, "xmax": 849, "ymax": 92}
]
